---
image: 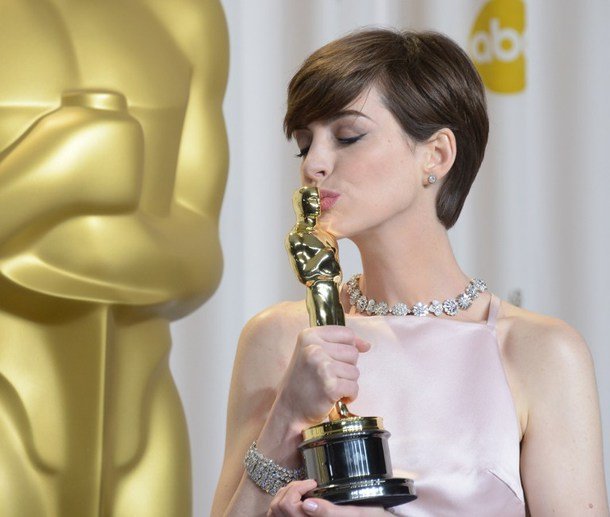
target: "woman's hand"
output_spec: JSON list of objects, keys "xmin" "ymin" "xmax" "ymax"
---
[
  {"xmin": 212, "ymin": 311, "xmax": 373, "ymax": 517},
  {"xmin": 268, "ymin": 480, "xmax": 392, "ymax": 516},
  {"xmin": 274, "ymin": 326, "xmax": 371, "ymax": 427}
]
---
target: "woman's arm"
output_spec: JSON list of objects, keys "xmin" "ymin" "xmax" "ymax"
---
[
  {"xmin": 211, "ymin": 302, "xmax": 369, "ymax": 516},
  {"xmin": 211, "ymin": 305, "xmax": 300, "ymax": 516},
  {"xmin": 512, "ymin": 317, "xmax": 609, "ymax": 515}
]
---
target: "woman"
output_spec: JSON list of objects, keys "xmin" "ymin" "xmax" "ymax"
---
[{"xmin": 212, "ymin": 29, "xmax": 608, "ymax": 516}]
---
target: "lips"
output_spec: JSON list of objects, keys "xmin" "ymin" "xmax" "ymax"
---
[{"xmin": 319, "ymin": 189, "xmax": 340, "ymax": 212}]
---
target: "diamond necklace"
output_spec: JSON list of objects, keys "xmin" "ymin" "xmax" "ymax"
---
[{"xmin": 345, "ymin": 274, "xmax": 488, "ymax": 317}]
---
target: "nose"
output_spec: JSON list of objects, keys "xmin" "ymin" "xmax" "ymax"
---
[{"xmin": 301, "ymin": 142, "xmax": 332, "ymax": 185}]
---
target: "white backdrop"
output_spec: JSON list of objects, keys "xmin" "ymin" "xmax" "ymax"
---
[{"xmin": 169, "ymin": 1, "xmax": 610, "ymax": 515}]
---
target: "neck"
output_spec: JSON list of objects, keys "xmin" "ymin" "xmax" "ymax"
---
[
  {"xmin": 299, "ymin": 214, "xmax": 317, "ymax": 229},
  {"xmin": 351, "ymin": 211, "xmax": 470, "ymax": 306}
]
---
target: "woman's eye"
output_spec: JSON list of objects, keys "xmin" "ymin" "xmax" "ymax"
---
[
  {"xmin": 295, "ymin": 146, "xmax": 310, "ymax": 158},
  {"xmin": 294, "ymin": 133, "xmax": 365, "ymax": 158},
  {"xmin": 337, "ymin": 134, "xmax": 366, "ymax": 145}
]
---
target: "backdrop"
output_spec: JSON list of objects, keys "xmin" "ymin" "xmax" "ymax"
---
[{"xmin": 169, "ymin": 1, "xmax": 610, "ymax": 515}]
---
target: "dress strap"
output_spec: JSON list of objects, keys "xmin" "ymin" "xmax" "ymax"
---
[{"xmin": 486, "ymin": 293, "xmax": 501, "ymax": 330}]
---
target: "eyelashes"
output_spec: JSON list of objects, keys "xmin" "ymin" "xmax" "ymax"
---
[
  {"xmin": 338, "ymin": 135, "xmax": 365, "ymax": 145},
  {"xmin": 295, "ymin": 134, "xmax": 367, "ymax": 158},
  {"xmin": 295, "ymin": 147, "xmax": 310, "ymax": 158}
]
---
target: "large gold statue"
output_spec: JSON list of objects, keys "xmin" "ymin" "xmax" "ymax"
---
[{"xmin": 0, "ymin": 2, "xmax": 228, "ymax": 516}]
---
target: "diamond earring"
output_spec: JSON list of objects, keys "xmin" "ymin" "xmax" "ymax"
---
[{"xmin": 427, "ymin": 175, "xmax": 437, "ymax": 184}]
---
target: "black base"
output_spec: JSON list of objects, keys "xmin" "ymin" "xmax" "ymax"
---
[{"xmin": 304, "ymin": 477, "xmax": 416, "ymax": 508}]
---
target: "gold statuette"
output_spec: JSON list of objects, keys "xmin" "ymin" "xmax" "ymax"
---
[
  {"xmin": 286, "ymin": 187, "xmax": 416, "ymax": 508},
  {"xmin": 286, "ymin": 186, "xmax": 345, "ymax": 327},
  {"xmin": 0, "ymin": 2, "xmax": 228, "ymax": 516}
]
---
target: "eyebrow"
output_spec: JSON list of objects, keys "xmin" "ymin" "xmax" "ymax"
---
[
  {"xmin": 293, "ymin": 110, "xmax": 372, "ymax": 132},
  {"xmin": 326, "ymin": 109, "xmax": 372, "ymax": 123}
]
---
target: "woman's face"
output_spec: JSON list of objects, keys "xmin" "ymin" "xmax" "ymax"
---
[{"xmin": 294, "ymin": 86, "xmax": 430, "ymax": 240}]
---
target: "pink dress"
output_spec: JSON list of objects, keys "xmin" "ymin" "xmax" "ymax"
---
[{"xmin": 346, "ymin": 294, "xmax": 526, "ymax": 516}]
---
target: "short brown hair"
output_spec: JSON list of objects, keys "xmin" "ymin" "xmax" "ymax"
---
[{"xmin": 284, "ymin": 29, "xmax": 489, "ymax": 229}]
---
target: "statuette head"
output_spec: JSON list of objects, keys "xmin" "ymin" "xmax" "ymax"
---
[{"xmin": 293, "ymin": 186, "xmax": 320, "ymax": 220}]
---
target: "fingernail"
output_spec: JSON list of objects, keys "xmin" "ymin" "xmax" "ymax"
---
[{"xmin": 303, "ymin": 499, "xmax": 318, "ymax": 513}]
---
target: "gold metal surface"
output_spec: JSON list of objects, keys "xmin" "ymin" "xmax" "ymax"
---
[
  {"xmin": 0, "ymin": 1, "xmax": 228, "ymax": 516},
  {"xmin": 287, "ymin": 191, "xmax": 412, "ymax": 506},
  {"xmin": 330, "ymin": 400, "xmax": 355, "ymax": 420},
  {"xmin": 301, "ymin": 417, "xmax": 385, "ymax": 443},
  {"xmin": 286, "ymin": 187, "xmax": 359, "ymax": 421},
  {"xmin": 286, "ymin": 187, "xmax": 345, "ymax": 327}
]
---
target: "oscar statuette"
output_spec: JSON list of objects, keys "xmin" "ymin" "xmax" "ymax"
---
[{"xmin": 285, "ymin": 187, "xmax": 416, "ymax": 508}]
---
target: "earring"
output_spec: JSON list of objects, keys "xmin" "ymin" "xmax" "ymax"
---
[{"xmin": 427, "ymin": 175, "xmax": 437, "ymax": 185}]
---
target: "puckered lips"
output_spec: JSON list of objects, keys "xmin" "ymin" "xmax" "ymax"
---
[{"xmin": 319, "ymin": 189, "xmax": 340, "ymax": 212}]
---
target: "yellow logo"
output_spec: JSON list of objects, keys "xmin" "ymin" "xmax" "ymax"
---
[{"xmin": 469, "ymin": 0, "xmax": 526, "ymax": 94}]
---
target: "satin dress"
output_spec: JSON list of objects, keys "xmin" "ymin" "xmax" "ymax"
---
[{"xmin": 347, "ymin": 294, "xmax": 526, "ymax": 516}]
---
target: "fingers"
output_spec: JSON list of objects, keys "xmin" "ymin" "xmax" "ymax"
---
[
  {"xmin": 303, "ymin": 336, "xmax": 370, "ymax": 365},
  {"xmin": 269, "ymin": 489, "xmax": 387, "ymax": 517},
  {"xmin": 301, "ymin": 326, "xmax": 369, "ymax": 349},
  {"xmin": 322, "ymin": 342, "xmax": 360, "ymax": 364},
  {"xmin": 323, "ymin": 378, "xmax": 359, "ymax": 405},
  {"xmin": 301, "ymin": 498, "xmax": 389, "ymax": 516},
  {"xmin": 354, "ymin": 336, "xmax": 371, "ymax": 353},
  {"xmin": 301, "ymin": 343, "xmax": 363, "ymax": 375},
  {"xmin": 283, "ymin": 326, "xmax": 371, "ymax": 423},
  {"xmin": 267, "ymin": 479, "xmax": 318, "ymax": 517},
  {"xmin": 331, "ymin": 362, "xmax": 360, "ymax": 381},
  {"xmin": 302, "ymin": 331, "xmax": 369, "ymax": 404}
]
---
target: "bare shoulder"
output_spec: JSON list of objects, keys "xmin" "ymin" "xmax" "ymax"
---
[
  {"xmin": 497, "ymin": 301, "xmax": 592, "ymax": 372},
  {"xmin": 232, "ymin": 300, "xmax": 309, "ymax": 385},
  {"xmin": 496, "ymin": 300, "xmax": 596, "ymax": 429},
  {"xmin": 239, "ymin": 300, "xmax": 309, "ymax": 353}
]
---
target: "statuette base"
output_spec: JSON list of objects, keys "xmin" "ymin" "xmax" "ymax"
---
[
  {"xmin": 299, "ymin": 416, "xmax": 416, "ymax": 508},
  {"xmin": 305, "ymin": 477, "xmax": 416, "ymax": 508}
]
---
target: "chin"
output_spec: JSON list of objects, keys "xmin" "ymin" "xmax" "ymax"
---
[
  {"xmin": 316, "ymin": 216, "xmax": 336, "ymax": 236},
  {"xmin": 319, "ymin": 218, "xmax": 351, "ymax": 240}
]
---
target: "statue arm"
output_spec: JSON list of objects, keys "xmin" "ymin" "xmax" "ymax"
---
[
  {"xmin": 303, "ymin": 248, "xmax": 338, "ymax": 278},
  {"xmin": 287, "ymin": 236, "xmax": 338, "ymax": 283},
  {"xmin": 0, "ymin": 104, "xmax": 143, "ymax": 245},
  {"xmin": 0, "ymin": 1, "xmax": 228, "ymax": 312}
]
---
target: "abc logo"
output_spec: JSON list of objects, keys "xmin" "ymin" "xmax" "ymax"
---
[{"xmin": 469, "ymin": 0, "xmax": 526, "ymax": 94}]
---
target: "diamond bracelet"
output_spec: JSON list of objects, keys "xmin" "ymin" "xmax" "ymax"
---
[{"xmin": 244, "ymin": 442, "xmax": 306, "ymax": 496}]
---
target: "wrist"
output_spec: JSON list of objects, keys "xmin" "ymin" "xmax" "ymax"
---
[
  {"xmin": 243, "ymin": 441, "xmax": 305, "ymax": 496},
  {"xmin": 256, "ymin": 394, "xmax": 307, "ymax": 469}
]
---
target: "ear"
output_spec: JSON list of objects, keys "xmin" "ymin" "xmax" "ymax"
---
[{"xmin": 421, "ymin": 128, "xmax": 456, "ymax": 186}]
